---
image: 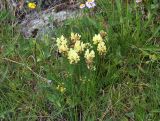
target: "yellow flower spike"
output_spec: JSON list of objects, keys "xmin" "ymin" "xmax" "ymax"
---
[
  {"xmin": 56, "ymin": 35, "xmax": 67, "ymax": 46},
  {"xmin": 84, "ymin": 49, "xmax": 95, "ymax": 65},
  {"xmin": 67, "ymin": 48, "xmax": 80, "ymax": 64},
  {"xmin": 56, "ymin": 35, "xmax": 69, "ymax": 54},
  {"xmin": 92, "ymin": 34, "xmax": 103, "ymax": 45},
  {"xmin": 58, "ymin": 44, "xmax": 69, "ymax": 54},
  {"xmin": 74, "ymin": 41, "xmax": 86, "ymax": 53},
  {"xmin": 84, "ymin": 49, "xmax": 95, "ymax": 70},
  {"xmin": 97, "ymin": 41, "xmax": 107, "ymax": 55},
  {"xmin": 28, "ymin": 2, "xmax": 36, "ymax": 9},
  {"xmin": 71, "ymin": 33, "xmax": 81, "ymax": 43}
]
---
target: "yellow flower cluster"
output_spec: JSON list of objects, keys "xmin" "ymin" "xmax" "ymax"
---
[
  {"xmin": 28, "ymin": 2, "xmax": 36, "ymax": 9},
  {"xmin": 56, "ymin": 35, "xmax": 69, "ymax": 54},
  {"xmin": 67, "ymin": 48, "xmax": 80, "ymax": 64},
  {"xmin": 56, "ymin": 31, "xmax": 107, "ymax": 70},
  {"xmin": 84, "ymin": 49, "xmax": 95, "ymax": 69},
  {"xmin": 56, "ymin": 83, "xmax": 66, "ymax": 93},
  {"xmin": 92, "ymin": 33, "xmax": 107, "ymax": 55},
  {"xmin": 97, "ymin": 41, "xmax": 107, "ymax": 55},
  {"xmin": 92, "ymin": 34, "xmax": 103, "ymax": 45},
  {"xmin": 71, "ymin": 32, "xmax": 81, "ymax": 43},
  {"xmin": 74, "ymin": 41, "xmax": 86, "ymax": 53}
]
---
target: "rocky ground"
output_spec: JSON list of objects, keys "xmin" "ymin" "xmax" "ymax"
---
[
  {"xmin": 1, "ymin": 0, "xmax": 81, "ymax": 39},
  {"xmin": 20, "ymin": 7, "xmax": 80, "ymax": 39}
]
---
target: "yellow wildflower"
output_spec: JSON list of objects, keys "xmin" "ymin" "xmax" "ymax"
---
[
  {"xmin": 56, "ymin": 35, "xmax": 68, "ymax": 54},
  {"xmin": 92, "ymin": 34, "xmax": 103, "ymax": 45},
  {"xmin": 28, "ymin": 2, "xmax": 36, "ymax": 9},
  {"xmin": 58, "ymin": 44, "xmax": 69, "ymax": 53},
  {"xmin": 79, "ymin": 4, "xmax": 85, "ymax": 9},
  {"xmin": 74, "ymin": 41, "xmax": 86, "ymax": 53},
  {"xmin": 97, "ymin": 41, "xmax": 107, "ymax": 55},
  {"xmin": 68, "ymin": 48, "xmax": 80, "ymax": 64},
  {"xmin": 60, "ymin": 87, "xmax": 66, "ymax": 93},
  {"xmin": 84, "ymin": 49, "xmax": 95, "ymax": 64},
  {"xmin": 56, "ymin": 35, "xmax": 67, "ymax": 47},
  {"xmin": 56, "ymin": 85, "xmax": 66, "ymax": 93},
  {"xmin": 71, "ymin": 33, "xmax": 81, "ymax": 43}
]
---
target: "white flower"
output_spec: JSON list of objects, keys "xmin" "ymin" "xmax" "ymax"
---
[
  {"xmin": 47, "ymin": 80, "xmax": 52, "ymax": 84},
  {"xmin": 85, "ymin": 1, "xmax": 96, "ymax": 9},
  {"xmin": 136, "ymin": 0, "xmax": 142, "ymax": 3}
]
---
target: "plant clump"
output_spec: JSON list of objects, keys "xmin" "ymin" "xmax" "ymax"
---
[{"xmin": 56, "ymin": 31, "xmax": 107, "ymax": 70}]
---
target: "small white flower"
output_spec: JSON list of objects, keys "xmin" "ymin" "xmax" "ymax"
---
[
  {"xmin": 136, "ymin": 0, "xmax": 142, "ymax": 3},
  {"xmin": 47, "ymin": 80, "xmax": 52, "ymax": 84},
  {"xmin": 85, "ymin": 1, "xmax": 96, "ymax": 9}
]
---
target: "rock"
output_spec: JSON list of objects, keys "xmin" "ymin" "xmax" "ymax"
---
[{"xmin": 20, "ymin": 7, "xmax": 81, "ymax": 39}]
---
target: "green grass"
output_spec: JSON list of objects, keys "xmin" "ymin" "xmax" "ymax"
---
[{"xmin": 0, "ymin": 0, "xmax": 160, "ymax": 120}]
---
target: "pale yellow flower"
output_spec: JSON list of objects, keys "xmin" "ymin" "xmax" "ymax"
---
[
  {"xmin": 58, "ymin": 44, "xmax": 69, "ymax": 53},
  {"xmin": 56, "ymin": 35, "xmax": 67, "ymax": 47},
  {"xmin": 71, "ymin": 33, "xmax": 81, "ymax": 43},
  {"xmin": 84, "ymin": 49, "xmax": 95, "ymax": 64},
  {"xmin": 56, "ymin": 85, "xmax": 66, "ymax": 93},
  {"xmin": 79, "ymin": 4, "xmax": 85, "ymax": 9},
  {"xmin": 68, "ymin": 48, "xmax": 80, "ymax": 64},
  {"xmin": 74, "ymin": 41, "xmax": 86, "ymax": 53},
  {"xmin": 56, "ymin": 35, "xmax": 68, "ymax": 54},
  {"xmin": 28, "ymin": 2, "xmax": 36, "ymax": 9},
  {"xmin": 87, "ymin": 0, "xmax": 95, "ymax": 2},
  {"xmin": 60, "ymin": 87, "xmax": 66, "ymax": 93},
  {"xmin": 97, "ymin": 41, "xmax": 107, "ymax": 55},
  {"xmin": 92, "ymin": 34, "xmax": 103, "ymax": 45}
]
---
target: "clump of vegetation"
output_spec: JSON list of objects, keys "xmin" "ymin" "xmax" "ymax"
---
[{"xmin": 0, "ymin": 0, "xmax": 160, "ymax": 120}]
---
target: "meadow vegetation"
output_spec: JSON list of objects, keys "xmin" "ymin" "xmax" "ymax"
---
[{"xmin": 0, "ymin": 0, "xmax": 160, "ymax": 120}]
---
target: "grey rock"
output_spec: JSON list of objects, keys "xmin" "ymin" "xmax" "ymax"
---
[{"xmin": 20, "ymin": 8, "xmax": 81, "ymax": 39}]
